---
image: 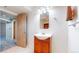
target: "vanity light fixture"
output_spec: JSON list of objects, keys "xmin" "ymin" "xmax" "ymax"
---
[{"xmin": 38, "ymin": 7, "xmax": 49, "ymax": 14}]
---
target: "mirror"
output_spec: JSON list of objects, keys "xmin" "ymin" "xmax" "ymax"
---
[{"xmin": 40, "ymin": 12, "xmax": 49, "ymax": 29}]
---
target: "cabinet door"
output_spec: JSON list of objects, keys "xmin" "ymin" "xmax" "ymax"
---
[
  {"xmin": 34, "ymin": 36, "xmax": 51, "ymax": 53},
  {"xmin": 67, "ymin": 6, "xmax": 76, "ymax": 21},
  {"xmin": 42, "ymin": 38, "xmax": 50, "ymax": 53},
  {"xmin": 34, "ymin": 36, "xmax": 42, "ymax": 53},
  {"xmin": 67, "ymin": 6, "xmax": 72, "ymax": 20}
]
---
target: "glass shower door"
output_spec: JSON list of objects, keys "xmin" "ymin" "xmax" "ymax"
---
[
  {"xmin": 0, "ymin": 20, "xmax": 16, "ymax": 52},
  {"xmin": 0, "ymin": 20, "xmax": 6, "ymax": 52},
  {"xmin": 0, "ymin": 20, "xmax": 1, "ymax": 51}
]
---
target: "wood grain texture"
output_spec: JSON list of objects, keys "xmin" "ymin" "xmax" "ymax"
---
[
  {"xmin": 67, "ymin": 6, "xmax": 76, "ymax": 21},
  {"xmin": 16, "ymin": 13, "xmax": 27, "ymax": 48},
  {"xmin": 34, "ymin": 36, "xmax": 51, "ymax": 53}
]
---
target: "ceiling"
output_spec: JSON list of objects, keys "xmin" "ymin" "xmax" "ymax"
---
[
  {"xmin": 0, "ymin": 6, "xmax": 33, "ymax": 15},
  {"xmin": 0, "ymin": 6, "xmax": 55, "ymax": 15},
  {"xmin": 0, "ymin": 6, "xmax": 65, "ymax": 23}
]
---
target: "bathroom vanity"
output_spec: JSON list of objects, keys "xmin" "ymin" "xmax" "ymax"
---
[
  {"xmin": 34, "ymin": 33, "xmax": 52, "ymax": 53},
  {"xmin": 34, "ymin": 7, "xmax": 52, "ymax": 53}
]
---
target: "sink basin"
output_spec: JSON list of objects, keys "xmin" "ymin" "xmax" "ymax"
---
[{"xmin": 34, "ymin": 33, "xmax": 52, "ymax": 40}]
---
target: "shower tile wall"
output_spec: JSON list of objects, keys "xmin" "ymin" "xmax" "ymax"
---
[
  {"xmin": 6, "ymin": 22, "xmax": 12, "ymax": 40},
  {"xmin": 0, "ymin": 21, "xmax": 15, "ymax": 52},
  {"xmin": 1, "ymin": 23, "xmax": 6, "ymax": 39},
  {"xmin": 0, "ymin": 22, "xmax": 6, "ymax": 51},
  {"xmin": 0, "ymin": 23, "xmax": 1, "ymax": 51},
  {"xmin": 0, "ymin": 11, "xmax": 16, "ymax": 52}
]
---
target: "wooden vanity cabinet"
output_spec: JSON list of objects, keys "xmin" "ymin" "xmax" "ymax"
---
[
  {"xmin": 34, "ymin": 36, "xmax": 52, "ymax": 53},
  {"xmin": 67, "ymin": 6, "xmax": 76, "ymax": 21}
]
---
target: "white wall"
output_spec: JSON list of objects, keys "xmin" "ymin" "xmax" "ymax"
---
[
  {"xmin": 27, "ymin": 6, "xmax": 68, "ymax": 53},
  {"xmin": 68, "ymin": 25, "xmax": 79, "ymax": 52},
  {"xmin": 68, "ymin": 7, "xmax": 79, "ymax": 52}
]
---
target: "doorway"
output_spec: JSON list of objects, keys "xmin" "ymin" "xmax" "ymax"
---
[{"xmin": 0, "ymin": 19, "xmax": 16, "ymax": 52}]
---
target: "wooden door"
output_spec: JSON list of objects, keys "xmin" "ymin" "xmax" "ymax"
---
[{"xmin": 16, "ymin": 13, "xmax": 27, "ymax": 48}]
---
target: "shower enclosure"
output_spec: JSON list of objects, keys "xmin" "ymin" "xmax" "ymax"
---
[{"xmin": 0, "ymin": 10, "xmax": 16, "ymax": 52}]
